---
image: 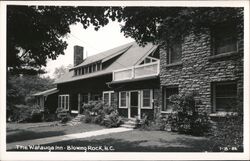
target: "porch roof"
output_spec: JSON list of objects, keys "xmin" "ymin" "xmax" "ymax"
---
[
  {"xmin": 33, "ymin": 88, "xmax": 59, "ymax": 96},
  {"xmin": 107, "ymin": 75, "xmax": 158, "ymax": 85}
]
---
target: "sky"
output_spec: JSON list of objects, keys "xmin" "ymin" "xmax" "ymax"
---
[{"xmin": 43, "ymin": 21, "xmax": 134, "ymax": 78}]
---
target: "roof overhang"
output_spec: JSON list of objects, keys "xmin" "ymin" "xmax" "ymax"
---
[
  {"xmin": 33, "ymin": 88, "xmax": 59, "ymax": 96},
  {"xmin": 107, "ymin": 75, "xmax": 158, "ymax": 85}
]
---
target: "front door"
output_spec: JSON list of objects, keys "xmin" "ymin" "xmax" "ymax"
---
[{"xmin": 130, "ymin": 91, "xmax": 139, "ymax": 118}]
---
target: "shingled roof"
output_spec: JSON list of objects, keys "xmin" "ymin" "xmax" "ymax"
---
[{"xmin": 54, "ymin": 41, "xmax": 158, "ymax": 84}]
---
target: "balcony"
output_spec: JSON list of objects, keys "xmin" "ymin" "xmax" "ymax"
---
[{"xmin": 113, "ymin": 61, "xmax": 160, "ymax": 82}]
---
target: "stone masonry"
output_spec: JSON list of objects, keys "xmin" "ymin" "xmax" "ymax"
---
[{"xmin": 159, "ymin": 28, "xmax": 243, "ymax": 114}]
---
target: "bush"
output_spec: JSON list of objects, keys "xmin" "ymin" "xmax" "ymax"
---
[
  {"xmin": 103, "ymin": 110, "xmax": 122, "ymax": 128},
  {"xmin": 81, "ymin": 100, "xmax": 121, "ymax": 128},
  {"xmin": 210, "ymin": 102, "xmax": 243, "ymax": 152},
  {"xmin": 8, "ymin": 104, "xmax": 44, "ymax": 122},
  {"xmin": 166, "ymin": 93, "xmax": 211, "ymax": 136},
  {"xmin": 29, "ymin": 107, "xmax": 44, "ymax": 122},
  {"xmin": 56, "ymin": 107, "xmax": 71, "ymax": 123}
]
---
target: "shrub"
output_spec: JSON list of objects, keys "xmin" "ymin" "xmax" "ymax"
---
[
  {"xmin": 103, "ymin": 110, "xmax": 122, "ymax": 128},
  {"xmin": 81, "ymin": 100, "xmax": 121, "ymax": 128},
  {"xmin": 56, "ymin": 107, "xmax": 71, "ymax": 123},
  {"xmin": 166, "ymin": 93, "xmax": 211, "ymax": 136},
  {"xmin": 29, "ymin": 107, "xmax": 44, "ymax": 122},
  {"xmin": 210, "ymin": 102, "xmax": 243, "ymax": 152}
]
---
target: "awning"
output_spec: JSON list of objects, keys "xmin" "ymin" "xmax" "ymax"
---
[{"xmin": 33, "ymin": 88, "xmax": 59, "ymax": 96}]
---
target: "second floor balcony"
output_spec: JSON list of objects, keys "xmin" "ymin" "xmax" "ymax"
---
[{"xmin": 113, "ymin": 61, "xmax": 160, "ymax": 82}]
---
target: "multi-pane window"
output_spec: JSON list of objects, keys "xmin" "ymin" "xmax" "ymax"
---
[
  {"xmin": 167, "ymin": 39, "xmax": 182, "ymax": 64},
  {"xmin": 162, "ymin": 87, "xmax": 179, "ymax": 112},
  {"xmin": 212, "ymin": 82, "xmax": 237, "ymax": 112},
  {"xmin": 119, "ymin": 91, "xmax": 127, "ymax": 108},
  {"xmin": 110, "ymin": 92, "xmax": 115, "ymax": 106},
  {"xmin": 58, "ymin": 95, "xmax": 70, "ymax": 110},
  {"xmin": 212, "ymin": 24, "xmax": 237, "ymax": 55},
  {"xmin": 103, "ymin": 91, "xmax": 115, "ymax": 106},
  {"xmin": 82, "ymin": 94, "xmax": 89, "ymax": 104},
  {"xmin": 141, "ymin": 89, "xmax": 152, "ymax": 109},
  {"xmin": 103, "ymin": 92, "xmax": 110, "ymax": 105}
]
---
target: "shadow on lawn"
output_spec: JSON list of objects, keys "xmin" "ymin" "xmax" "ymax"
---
[
  {"xmin": 43, "ymin": 137, "xmax": 211, "ymax": 152},
  {"xmin": 7, "ymin": 130, "xmax": 66, "ymax": 143}
]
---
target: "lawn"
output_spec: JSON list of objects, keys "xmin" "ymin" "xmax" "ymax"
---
[
  {"xmin": 7, "ymin": 122, "xmax": 105, "ymax": 143},
  {"xmin": 43, "ymin": 129, "xmax": 214, "ymax": 152}
]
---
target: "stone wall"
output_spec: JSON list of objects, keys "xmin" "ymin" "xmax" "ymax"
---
[{"xmin": 159, "ymin": 29, "xmax": 243, "ymax": 113}]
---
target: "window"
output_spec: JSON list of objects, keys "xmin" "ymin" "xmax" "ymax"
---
[
  {"xmin": 92, "ymin": 93, "xmax": 101, "ymax": 101},
  {"xmin": 81, "ymin": 67, "xmax": 84, "ymax": 75},
  {"xmin": 212, "ymin": 24, "xmax": 237, "ymax": 55},
  {"xmin": 103, "ymin": 91, "xmax": 115, "ymax": 106},
  {"xmin": 141, "ymin": 89, "xmax": 153, "ymax": 109},
  {"xmin": 93, "ymin": 64, "xmax": 96, "ymax": 72},
  {"xmin": 119, "ymin": 91, "xmax": 127, "ymax": 108},
  {"xmin": 82, "ymin": 94, "xmax": 89, "ymax": 104},
  {"xmin": 110, "ymin": 92, "xmax": 115, "ymax": 106},
  {"xmin": 167, "ymin": 39, "xmax": 182, "ymax": 64},
  {"xmin": 212, "ymin": 82, "xmax": 237, "ymax": 112},
  {"xmin": 58, "ymin": 95, "xmax": 70, "ymax": 110},
  {"xmin": 162, "ymin": 87, "xmax": 179, "ymax": 112},
  {"xmin": 84, "ymin": 67, "xmax": 88, "ymax": 74}
]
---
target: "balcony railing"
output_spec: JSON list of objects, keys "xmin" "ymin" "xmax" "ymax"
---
[{"xmin": 113, "ymin": 61, "xmax": 160, "ymax": 81}]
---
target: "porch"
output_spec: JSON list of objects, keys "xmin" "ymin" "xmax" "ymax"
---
[{"xmin": 112, "ymin": 61, "xmax": 160, "ymax": 82}]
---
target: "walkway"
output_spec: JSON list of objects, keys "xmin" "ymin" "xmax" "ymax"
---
[{"xmin": 7, "ymin": 127, "xmax": 132, "ymax": 150}]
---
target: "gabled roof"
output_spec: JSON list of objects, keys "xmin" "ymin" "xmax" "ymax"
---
[
  {"xmin": 55, "ymin": 41, "xmax": 158, "ymax": 84},
  {"xmin": 71, "ymin": 42, "xmax": 134, "ymax": 69},
  {"xmin": 33, "ymin": 88, "xmax": 59, "ymax": 96}
]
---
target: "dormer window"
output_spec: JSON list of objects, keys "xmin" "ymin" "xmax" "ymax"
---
[
  {"xmin": 212, "ymin": 23, "xmax": 238, "ymax": 55},
  {"xmin": 73, "ymin": 62, "xmax": 103, "ymax": 76},
  {"xmin": 167, "ymin": 39, "xmax": 182, "ymax": 64}
]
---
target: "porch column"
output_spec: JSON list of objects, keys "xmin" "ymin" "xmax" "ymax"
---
[{"xmin": 78, "ymin": 93, "xmax": 81, "ymax": 113}]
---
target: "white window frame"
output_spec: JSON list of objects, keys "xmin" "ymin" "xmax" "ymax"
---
[
  {"xmin": 119, "ymin": 91, "xmax": 128, "ymax": 108},
  {"xmin": 58, "ymin": 94, "xmax": 70, "ymax": 110},
  {"xmin": 103, "ymin": 91, "xmax": 114, "ymax": 106},
  {"xmin": 141, "ymin": 89, "xmax": 153, "ymax": 109}
]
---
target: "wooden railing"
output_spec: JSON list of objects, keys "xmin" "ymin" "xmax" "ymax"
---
[{"xmin": 113, "ymin": 61, "xmax": 159, "ymax": 81}]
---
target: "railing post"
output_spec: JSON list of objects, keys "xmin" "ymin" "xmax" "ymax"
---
[{"xmin": 132, "ymin": 66, "xmax": 135, "ymax": 79}]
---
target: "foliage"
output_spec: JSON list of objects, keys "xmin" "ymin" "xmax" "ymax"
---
[
  {"xmin": 56, "ymin": 107, "xmax": 71, "ymax": 123},
  {"xmin": 81, "ymin": 100, "xmax": 122, "ymax": 128},
  {"xmin": 7, "ymin": 6, "xmax": 120, "ymax": 74},
  {"xmin": 116, "ymin": 7, "xmax": 243, "ymax": 46},
  {"xmin": 7, "ymin": 74, "xmax": 55, "ymax": 121},
  {"xmin": 166, "ymin": 93, "xmax": 211, "ymax": 136},
  {"xmin": 9, "ymin": 104, "xmax": 44, "ymax": 122},
  {"xmin": 8, "ymin": 6, "xmax": 242, "ymax": 74},
  {"xmin": 210, "ymin": 102, "xmax": 243, "ymax": 152},
  {"xmin": 53, "ymin": 64, "xmax": 73, "ymax": 80},
  {"xmin": 103, "ymin": 110, "xmax": 122, "ymax": 128}
]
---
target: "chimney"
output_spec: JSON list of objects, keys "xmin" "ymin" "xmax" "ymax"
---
[{"xmin": 74, "ymin": 45, "xmax": 84, "ymax": 66}]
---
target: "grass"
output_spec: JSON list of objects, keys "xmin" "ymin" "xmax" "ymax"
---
[
  {"xmin": 7, "ymin": 122, "xmax": 105, "ymax": 143},
  {"xmin": 41, "ymin": 129, "xmax": 213, "ymax": 152}
]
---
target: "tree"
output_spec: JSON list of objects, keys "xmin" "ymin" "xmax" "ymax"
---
[
  {"xmin": 7, "ymin": 75, "xmax": 55, "ymax": 106},
  {"xmin": 53, "ymin": 64, "xmax": 73, "ymax": 80},
  {"xmin": 8, "ymin": 6, "xmax": 243, "ymax": 74},
  {"xmin": 116, "ymin": 7, "xmax": 243, "ymax": 46},
  {"xmin": 7, "ymin": 6, "xmax": 119, "ymax": 74}
]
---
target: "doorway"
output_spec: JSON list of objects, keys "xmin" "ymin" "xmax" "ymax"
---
[{"xmin": 129, "ymin": 91, "xmax": 139, "ymax": 118}]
